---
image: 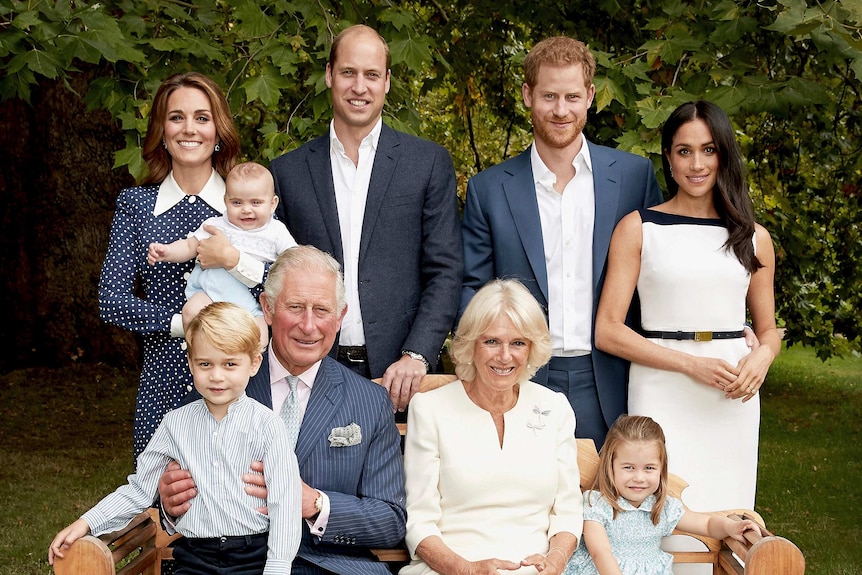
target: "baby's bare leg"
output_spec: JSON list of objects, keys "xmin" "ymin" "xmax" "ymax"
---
[{"xmin": 182, "ymin": 293, "xmax": 213, "ymax": 330}]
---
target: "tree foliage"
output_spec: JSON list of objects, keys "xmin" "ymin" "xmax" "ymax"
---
[{"xmin": 0, "ymin": 0, "xmax": 859, "ymax": 360}]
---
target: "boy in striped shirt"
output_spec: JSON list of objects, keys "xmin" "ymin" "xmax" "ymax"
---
[{"xmin": 49, "ymin": 302, "xmax": 301, "ymax": 574}]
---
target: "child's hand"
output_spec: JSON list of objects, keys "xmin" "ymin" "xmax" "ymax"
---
[
  {"xmin": 147, "ymin": 242, "xmax": 166, "ymax": 265},
  {"xmin": 48, "ymin": 518, "xmax": 90, "ymax": 564},
  {"xmin": 726, "ymin": 518, "xmax": 761, "ymax": 543}
]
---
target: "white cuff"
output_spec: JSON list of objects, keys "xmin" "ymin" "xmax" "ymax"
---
[
  {"xmin": 170, "ymin": 314, "xmax": 185, "ymax": 339},
  {"xmin": 305, "ymin": 490, "xmax": 331, "ymax": 538},
  {"xmin": 230, "ymin": 252, "xmax": 265, "ymax": 288}
]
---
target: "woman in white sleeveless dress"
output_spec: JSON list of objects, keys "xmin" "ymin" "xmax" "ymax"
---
[{"xmin": 594, "ymin": 101, "xmax": 781, "ymax": 574}]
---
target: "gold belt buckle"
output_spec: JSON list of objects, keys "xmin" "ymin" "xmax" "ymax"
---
[{"xmin": 694, "ymin": 331, "xmax": 713, "ymax": 342}]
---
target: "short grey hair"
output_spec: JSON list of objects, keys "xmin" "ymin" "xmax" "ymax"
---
[{"xmin": 262, "ymin": 245, "xmax": 346, "ymax": 315}]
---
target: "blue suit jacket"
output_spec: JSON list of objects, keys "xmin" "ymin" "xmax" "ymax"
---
[
  {"xmin": 270, "ymin": 125, "xmax": 463, "ymax": 376},
  {"xmin": 186, "ymin": 355, "xmax": 406, "ymax": 575},
  {"xmin": 460, "ymin": 143, "xmax": 663, "ymax": 427}
]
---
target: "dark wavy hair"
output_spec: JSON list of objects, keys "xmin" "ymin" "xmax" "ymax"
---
[
  {"xmin": 661, "ymin": 100, "xmax": 762, "ymax": 273},
  {"xmin": 140, "ymin": 72, "xmax": 239, "ymax": 185}
]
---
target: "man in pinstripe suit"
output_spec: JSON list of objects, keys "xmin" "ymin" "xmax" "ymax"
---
[{"xmin": 161, "ymin": 246, "xmax": 406, "ymax": 575}]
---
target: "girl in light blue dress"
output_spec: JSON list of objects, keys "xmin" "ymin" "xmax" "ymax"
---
[{"xmin": 565, "ymin": 416, "xmax": 760, "ymax": 575}]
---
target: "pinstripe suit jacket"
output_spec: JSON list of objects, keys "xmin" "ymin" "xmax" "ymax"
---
[{"xmin": 246, "ymin": 354, "xmax": 407, "ymax": 575}]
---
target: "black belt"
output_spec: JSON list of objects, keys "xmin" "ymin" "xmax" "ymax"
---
[
  {"xmin": 641, "ymin": 330, "xmax": 745, "ymax": 342},
  {"xmin": 337, "ymin": 345, "xmax": 368, "ymax": 363},
  {"xmin": 182, "ymin": 532, "xmax": 268, "ymax": 549}
]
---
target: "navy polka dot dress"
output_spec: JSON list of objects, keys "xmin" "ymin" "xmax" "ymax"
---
[{"xmin": 98, "ymin": 183, "xmax": 221, "ymax": 459}]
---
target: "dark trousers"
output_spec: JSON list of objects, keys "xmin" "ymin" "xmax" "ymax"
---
[
  {"xmin": 172, "ymin": 533, "xmax": 268, "ymax": 575},
  {"xmin": 545, "ymin": 355, "xmax": 609, "ymax": 451},
  {"xmin": 339, "ymin": 357, "xmax": 372, "ymax": 379}
]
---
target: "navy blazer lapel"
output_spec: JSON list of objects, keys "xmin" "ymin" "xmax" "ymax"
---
[
  {"xmin": 591, "ymin": 143, "xmax": 622, "ymax": 293},
  {"xmin": 294, "ymin": 359, "xmax": 345, "ymax": 466},
  {"xmin": 503, "ymin": 147, "xmax": 549, "ymax": 304},
  {"xmin": 306, "ymin": 135, "xmax": 344, "ymax": 263},
  {"xmin": 359, "ymin": 124, "xmax": 399, "ymax": 260}
]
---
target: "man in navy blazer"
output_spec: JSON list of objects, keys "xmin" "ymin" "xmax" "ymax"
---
[
  {"xmin": 460, "ymin": 37, "xmax": 662, "ymax": 448},
  {"xmin": 269, "ymin": 25, "xmax": 462, "ymax": 413},
  {"xmin": 161, "ymin": 246, "xmax": 406, "ymax": 575}
]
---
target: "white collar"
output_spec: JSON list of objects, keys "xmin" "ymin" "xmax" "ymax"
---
[
  {"xmin": 530, "ymin": 135, "xmax": 593, "ymax": 186},
  {"xmin": 153, "ymin": 169, "xmax": 226, "ymax": 216},
  {"xmin": 267, "ymin": 343, "xmax": 321, "ymax": 390},
  {"xmin": 328, "ymin": 118, "xmax": 383, "ymax": 155}
]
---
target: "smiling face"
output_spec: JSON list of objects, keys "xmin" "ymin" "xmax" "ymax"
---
[
  {"xmin": 471, "ymin": 315, "xmax": 532, "ymax": 393},
  {"xmin": 611, "ymin": 440, "xmax": 663, "ymax": 508},
  {"xmin": 666, "ymin": 118, "xmax": 720, "ymax": 200},
  {"xmin": 224, "ymin": 177, "xmax": 278, "ymax": 231},
  {"xmin": 261, "ymin": 268, "xmax": 347, "ymax": 375},
  {"xmin": 162, "ymin": 86, "xmax": 218, "ymax": 173},
  {"xmin": 325, "ymin": 28, "xmax": 391, "ymax": 141},
  {"xmin": 188, "ymin": 333, "xmax": 262, "ymax": 421},
  {"xmin": 523, "ymin": 63, "xmax": 595, "ymax": 154}
]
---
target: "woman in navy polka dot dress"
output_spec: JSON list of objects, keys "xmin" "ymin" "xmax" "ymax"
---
[{"xmin": 98, "ymin": 72, "xmax": 246, "ymax": 459}]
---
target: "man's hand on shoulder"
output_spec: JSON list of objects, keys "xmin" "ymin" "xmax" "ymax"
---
[
  {"xmin": 380, "ymin": 355, "xmax": 426, "ymax": 412},
  {"xmin": 159, "ymin": 461, "xmax": 196, "ymax": 517}
]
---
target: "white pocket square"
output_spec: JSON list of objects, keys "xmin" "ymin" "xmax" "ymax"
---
[{"xmin": 328, "ymin": 423, "xmax": 362, "ymax": 447}]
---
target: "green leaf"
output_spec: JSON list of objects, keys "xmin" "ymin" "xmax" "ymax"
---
[
  {"xmin": 114, "ymin": 144, "xmax": 142, "ymax": 170},
  {"xmin": 593, "ymin": 76, "xmax": 626, "ymax": 111},
  {"xmin": 242, "ymin": 64, "xmax": 293, "ymax": 107},
  {"xmin": 779, "ymin": 76, "xmax": 830, "ymax": 106},
  {"xmin": 705, "ymin": 84, "xmax": 750, "ymax": 115},
  {"xmin": 635, "ymin": 97, "xmax": 672, "ymax": 130},
  {"xmin": 851, "ymin": 56, "xmax": 862, "ymax": 82},
  {"xmin": 765, "ymin": 1, "xmax": 824, "ymax": 35},
  {"xmin": 378, "ymin": 9, "xmax": 415, "ymax": 31},
  {"xmin": 234, "ymin": 2, "xmax": 280, "ymax": 38},
  {"xmin": 658, "ymin": 35, "xmax": 703, "ymax": 65},
  {"xmin": 389, "ymin": 35, "xmax": 433, "ymax": 72},
  {"xmin": 12, "ymin": 10, "xmax": 42, "ymax": 31},
  {"xmin": 7, "ymin": 49, "xmax": 60, "ymax": 79}
]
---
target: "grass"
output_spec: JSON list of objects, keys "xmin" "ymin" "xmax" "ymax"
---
[{"xmin": 1, "ymin": 347, "xmax": 860, "ymax": 574}]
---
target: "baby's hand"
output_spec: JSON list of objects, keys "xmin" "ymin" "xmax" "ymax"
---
[
  {"xmin": 147, "ymin": 242, "xmax": 166, "ymax": 265},
  {"xmin": 48, "ymin": 518, "xmax": 90, "ymax": 565}
]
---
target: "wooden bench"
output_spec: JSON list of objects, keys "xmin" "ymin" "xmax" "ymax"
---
[{"xmin": 53, "ymin": 374, "xmax": 805, "ymax": 575}]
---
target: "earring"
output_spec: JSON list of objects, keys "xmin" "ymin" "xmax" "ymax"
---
[
  {"xmin": 669, "ymin": 166, "xmax": 674, "ymax": 179},
  {"xmin": 162, "ymin": 139, "xmax": 167, "ymax": 149},
  {"xmin": 214, "ymin": 142, "xmax": 222, "ymax": 152}
]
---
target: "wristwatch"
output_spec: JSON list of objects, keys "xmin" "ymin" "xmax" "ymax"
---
[{"xmin": 401, "ymin": 349, "xmax": 430, "ymax": 370}]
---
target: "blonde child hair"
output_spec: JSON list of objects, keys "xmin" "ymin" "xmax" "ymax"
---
[
  {"xmin": 592, "ymin": 415, "xmax": 669, "ymax": 525},
  {"xmin": 185, "ymin": 301, "xmax": 261, "ymax": 358}
]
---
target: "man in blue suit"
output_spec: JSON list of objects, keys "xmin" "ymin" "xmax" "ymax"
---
[
  {"xmin": 269, "ymin": 25, "xmax": 462, "ymax": 413},
  {"xmin": 460, "ymin": 37, "xmax": 663, "ymax": 449},
  {"xmin": 161, "ymin": 246, "xmax": 406, "ymax": 575}
]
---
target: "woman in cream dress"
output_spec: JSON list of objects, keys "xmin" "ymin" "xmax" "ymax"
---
[
  {"xmin": 401, "ymin": 279, "xmax": 583, "ymax": 575},
  {"xmin": 595, "ymin": 101, "xmax": 781, "ymax": 573}
]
